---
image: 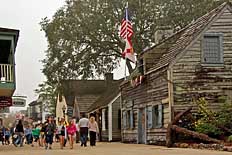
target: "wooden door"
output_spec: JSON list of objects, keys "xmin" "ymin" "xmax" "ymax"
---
[{"xmin": 138, "ymin": 108, "xmax": 146, "ymax": 144}]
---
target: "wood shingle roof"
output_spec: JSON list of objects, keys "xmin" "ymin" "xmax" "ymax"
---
[{"xmin": 147, "ymin": 2, "xmax": 229, "ymax": 72}]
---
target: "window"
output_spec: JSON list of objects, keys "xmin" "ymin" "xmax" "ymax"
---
[
  {"xmin": 202, "ymin": 33, "xmax": 223, "ymax": 64},
  {"xmin": 105, "ymin": 108, "xmax": 108, "ymax": 129},
  {"xmin": 123, "ymin": 111, "xmax": 127, "ymax": 129},
  {"xmin": 129, "ymin": 110, "xmax": 134, "ymax": 128},
  {"xmin": 123, "ymin": 110, "xmax": 134, "ymax": 129},
  {"xmin": 118, "ymin": 110, "xmax": 121, "ymax": 130},
  {"xmin": 138, "ymin": 59, "xmax": 144, "ymax": 75},
  {"xmin": 147, "ymin": 106, "xmax": 153, "ymax": 129},
  {"xmin": 147, "ymin": 104, "xmax": 163, "ymax": 129}
]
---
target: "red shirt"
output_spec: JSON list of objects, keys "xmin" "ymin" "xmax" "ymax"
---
[{"xmin": 67, "ymin": 124, "xmax": 77, "ymax": 135}]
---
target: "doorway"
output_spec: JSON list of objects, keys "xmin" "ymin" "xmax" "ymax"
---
[{"xmin": 138, "ymin": 108, "xmax": 146, "ymax": 144}]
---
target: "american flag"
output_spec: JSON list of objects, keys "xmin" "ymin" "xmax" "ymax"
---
[
  {"xmin": 120, "ymin": 7, "xmax": 133, "ymax": 40},
  {"xmin": 120, "ymin": 6, "xmax": 135, "ymax": 63}
]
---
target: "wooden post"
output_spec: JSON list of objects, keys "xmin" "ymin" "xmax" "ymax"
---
[{"xmin": 166, "ymin": 107, "xmax": 192, "ymax": 147}]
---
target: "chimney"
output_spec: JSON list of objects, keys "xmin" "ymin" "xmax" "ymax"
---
[
  {"xmin": 154, "ymin": 26, "xmax": 173, "ymax": 44},
  {"xmin": 104, "ymin": 73, "xmax": 113, "ymax": 83}
]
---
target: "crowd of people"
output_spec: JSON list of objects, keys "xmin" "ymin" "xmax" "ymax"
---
[{"xmin": 0, "ymin": 113, "xmax": 99, "ymax": 150}]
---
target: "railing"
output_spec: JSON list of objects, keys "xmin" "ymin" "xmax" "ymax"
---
[{"xmin": 0, "ymin": 64, "xmax": 14, "ymax": 83}]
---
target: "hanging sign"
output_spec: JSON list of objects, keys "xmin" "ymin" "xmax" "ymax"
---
[{"xmin": 0, "ymin": 97, "xmax": 12, "ymax": 107}]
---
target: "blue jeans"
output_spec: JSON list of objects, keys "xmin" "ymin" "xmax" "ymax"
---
[
  {"xmin": 16, "ymin": 132, "xmax": 24, "ymax": 147},
  {"xmin": 80, "ymin": 127, "xmax": 88, "ymax": 146},
  {"xmin": 26, "ymin": 134, "xmax": 33, "ymax": 144}
]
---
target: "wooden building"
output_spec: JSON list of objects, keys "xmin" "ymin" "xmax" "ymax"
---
[
  {"xmin": 120, "ymin": 2, "xmax": 232, "ymax": 145},
  {"xmin": 88, "ymin": 79, "xmax": 123, "ymax": 142},
  {"xmin": 0, "ymin": 27, "xmax": 19, "ymax": 108},
  {"xmin": 60, "ymin": 73, "xmax": 122, "ymax": 128}
]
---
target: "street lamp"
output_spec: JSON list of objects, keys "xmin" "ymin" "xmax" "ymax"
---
[{"xmin": 62, "ymin": 105, "xmax": 66, "ymax": 120}]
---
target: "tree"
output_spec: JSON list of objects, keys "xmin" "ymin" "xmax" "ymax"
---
[
  {"xmin": 34, "ymin": 81, "xmax": 57, "ymax": 114},
  {"xmin": 38, "ymin": 0, "xmax": 227, "ymax": 107},
  {"xmin": 40, "ymin": 0, "xmax": 226, "ymax": 82}
]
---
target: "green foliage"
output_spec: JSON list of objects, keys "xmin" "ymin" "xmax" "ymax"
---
[
  {"xmin": 34, "ymin": 81, "xmax": 58, "ymax": 114},
  {"xmin": 217, "ymin": 101, "xmax": 232, "ymax": 130},
  {"xmin": 38, "ymin": 0, "xmax": 227, "ymax": 108},
  {"xmin": 195, "ymin": 121, "xmax": 222, "ymax": 138},
  {"xmin": 194, "ymin": 97, "xmax": 232, "ymax": 139},
  {"xmin": 40, "ymin": 0, "xmax": 226, "ymax": 82},
  {"xmin": 228, "ymin": 135, "xmax": 232, "ymax": 142}
]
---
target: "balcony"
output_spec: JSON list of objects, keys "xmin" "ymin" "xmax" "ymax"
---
[
  {"xmin": 0, "ymin": 64, "xmax": 14, "ymax": 82},
  {"xmin": 0, "ymin": 64, "xmax": 15, "ymax": 97}
]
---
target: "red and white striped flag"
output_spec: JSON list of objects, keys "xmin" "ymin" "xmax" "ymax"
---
[{"xmin": 120, "ymin": 6, "xmax": 136, "ymax": 63}]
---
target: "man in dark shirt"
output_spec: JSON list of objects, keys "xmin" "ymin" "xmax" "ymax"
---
[
  {"xmin": 15, "ymin": 120, "xmax": 24, "ymax": 147},
  {"xmin": 44, "ymin": 116, "xmax": 56, "ymax": 149}
]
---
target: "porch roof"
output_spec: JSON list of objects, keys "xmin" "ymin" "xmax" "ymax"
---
[
  {"xmin": 0, "ymin": 27, "xmax": 20, "ymax": 50},
  {"xmin": 88, "ymin": 79, "xmax": 123, "ymax": 112}
]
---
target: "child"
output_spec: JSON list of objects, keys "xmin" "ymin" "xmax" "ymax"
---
[
  {"xmin": 24, "ymin": 125, "xmax": 33, "ymax": 146},
  {"xmin": 32, "ymin": 125, "xmax": 40, "ymax": 146},
  {"xmin": 57, "ymin": 120, "xmax": 66, "ymax": 149},
  {"xmin": 4, "ymin": 128, "xmax": 10, "ymax": 145},
  {"xmin": 67, "ymin": 119, "xmax": 77, "ymax": 149}
]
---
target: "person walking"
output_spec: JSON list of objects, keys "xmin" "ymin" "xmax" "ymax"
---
[
  {"xmin": 67, "ymin": 119, "xmax": 77, "ymax": 149},
  {"xmin": 4, "ymin": 128, "xmax": 10, "ymax": 145},
  {"xmin": 24, "ymin": 125, "xmax": 33, "ymax": 146},
  {"xmin": 79, "ymin": 113, "xmax": 89, "ymax": 147},
  {"xmin": 44, "ymin": 116, "xmax": 56, "ymax": 150},
  {"xmin": 15, "ymin": 120, "xmax": 24, "ymax": 147},
  {"xmin": 88, "ymin": 116, "xmax": 99, "ymax": 146},
  {"xmin": 40, "ymin": 123, "xmax": 46, "ymax": 147},
  {"xmin": 32, "ymin": 124, "xmax": 40, "ymax": 146},
  {"xmin": 56, "ymin": 119, "xmax": 66, "ymax": 149},
  {"xmin": 0, "ymin": 119, "xmax": 5, "ymax": 145}
]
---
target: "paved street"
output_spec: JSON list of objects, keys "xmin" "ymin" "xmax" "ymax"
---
[{"xmin": 0, "ymin": 142, "xmax": 231, "ymax": 155}]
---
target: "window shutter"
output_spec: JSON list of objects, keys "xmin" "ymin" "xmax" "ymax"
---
[
  {"xmin": 202, "ymin": 34, "xmax": 223, "ymax": 64},
  {"xmin": 130, "ymin": 110, "xmax": 134, "ymax": 128},
  {"xmin": 158, "ymin": 104, "xmax": 163, "ymax": 128},
  {"xmin": 123, "ymin": 111, "xmax": 127, "ymax": 129},
  {"xmin": 147, "ymin": 106, "xmax": 153, "ymax": 129}
]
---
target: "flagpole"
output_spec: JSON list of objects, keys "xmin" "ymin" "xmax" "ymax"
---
[
  {"xmin": 124, "ymin": 2, "xmax": 128, "ymax": 80},
  {"xmin": 124, "ymin": 58, "xmax": 127, "ymax": 80}
]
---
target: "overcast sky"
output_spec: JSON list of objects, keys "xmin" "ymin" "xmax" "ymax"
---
[
  {"xmin": 0, "ymin": 0, "xmax": 125, "ymax": 108},
  {"xmin": 0, "ymin": 0, "xmax": 66, "ymax": 104}
]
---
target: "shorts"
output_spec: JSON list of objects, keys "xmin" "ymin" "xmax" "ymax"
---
[
  {"xmin": 45, "ymin": 134, "xmax": 54, "ymax": 144},
  {"xmin": 40, "ymin": 132, "xmax": 45, "ymax": 139},
  {"xmin": 33, "ymin": 135, "xmax": 40, "ymax": 142},
  {"xmin": 61, "ymin": 131, "xmax": 65, "ymax": 136},
  {"xmin": 68, "ymin": 133, "xmax": 75, "ymax": 137}
]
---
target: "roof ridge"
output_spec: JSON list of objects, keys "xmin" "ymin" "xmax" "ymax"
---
[
  {"xmin": 149, "ymin": 1, "xmax": 228, "ymax": 72},
  {"xmin": 141, "ymin": 2, "xmax": 228, "ymax": 56}
]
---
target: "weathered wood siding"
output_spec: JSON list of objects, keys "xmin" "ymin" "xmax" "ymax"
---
[
  {"xmin": 121, "ymin": 81, "xmax": 147, "ymax": 143},
  {"xmin": 146, "ymin": 68, "xmax": 169, "ymax": 144},
  {"xmin": 112, "ymin": 97, "xmax": 121, "ymax": 141},
  {"xmin": 101, "ymin": 129, "xmax": 109, "ymax": 141},
  {"xmin": 172, "ymin": 8, "xmax": 232, "ymax": 112},
  {"xmin": 121, "ymin": 67, "xmax": 170, "ymax": 144}
]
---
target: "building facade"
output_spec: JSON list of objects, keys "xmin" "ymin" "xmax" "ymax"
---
[
  {"xmin": 0, "ymin": 27, "xmax": 19, "ymax": 109},
  {"xmin": 121, "ymin": 2, "xmax": 232, "ymax": 145}
]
